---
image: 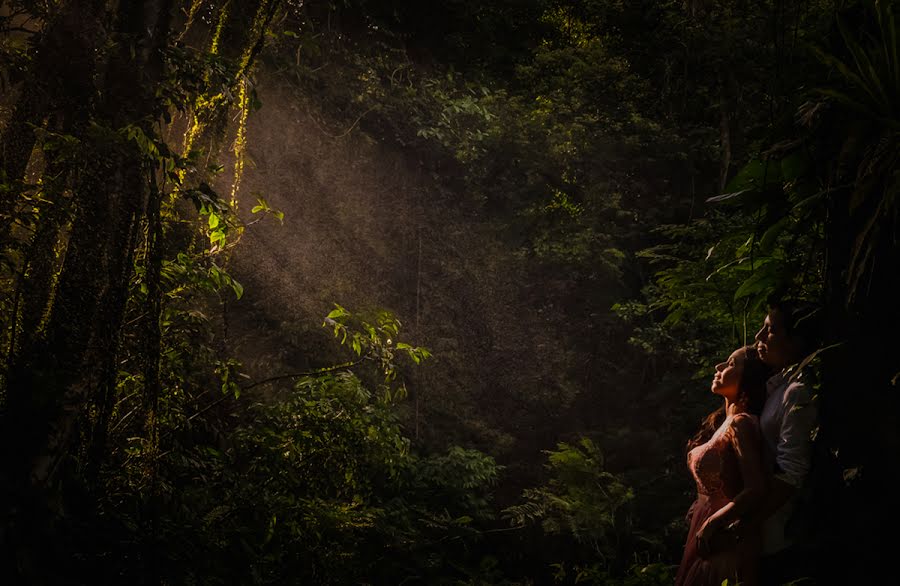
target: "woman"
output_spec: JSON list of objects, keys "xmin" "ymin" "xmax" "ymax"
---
[{"xmin": 675, "ymin": 345, "xmax": 771, "ymax": 586}]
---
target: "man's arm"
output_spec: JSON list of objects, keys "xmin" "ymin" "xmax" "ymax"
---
[
  {"xmin": 753, "ymin": 381, "xmax": 817, "ymax": 525},
  {"xmin": 755, "ymin": 475, "xmax": 796, "ymax": 522}
]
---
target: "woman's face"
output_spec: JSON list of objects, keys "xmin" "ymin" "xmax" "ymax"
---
[{"xmin": 711, "ymin": 348, "xmax": 745, "ymax": 401}]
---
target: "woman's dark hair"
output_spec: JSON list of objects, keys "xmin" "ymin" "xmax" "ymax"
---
[{"xmin": 687, "ymin": 345, "xmax": 773, "ymax": 451}]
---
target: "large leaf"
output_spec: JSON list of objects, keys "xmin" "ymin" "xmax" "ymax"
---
[
  {"xmin": 723, "ymin": 159, "xmax": 782, "ymax": 195},
  {"xmin": 733, "ymin": 262, "xmax": 781, "ymax": 302}
]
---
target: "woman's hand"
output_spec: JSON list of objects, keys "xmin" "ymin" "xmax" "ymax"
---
[{"xmin": 695, "ymin": 517, "xmax": 725, "ymax": 558}]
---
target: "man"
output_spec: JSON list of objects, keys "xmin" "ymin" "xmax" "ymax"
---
[{"xmin": 753, "ymin": 299, "xmax": 820, "ymax": 584}]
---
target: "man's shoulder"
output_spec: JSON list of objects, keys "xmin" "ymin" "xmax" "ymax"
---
[
  {"xmin": 769, "ymin": 369, "xmax": 813, "ymax": 402},
  {"xmin": 782, "ymin": 377, "xmax": 813, "ymax": 403}
]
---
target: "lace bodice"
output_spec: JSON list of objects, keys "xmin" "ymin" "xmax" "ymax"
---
[
  {"xmin": 678, "ymin": 412, "xmax": 764, "ymax": 586},
  {"xmin": 687, "ymin": 415, "xmax": 750, "ymax": 503}
]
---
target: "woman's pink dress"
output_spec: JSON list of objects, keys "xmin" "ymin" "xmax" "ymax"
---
[{"xmin": 675, "ymin": 413, "xmax": 763, "ymax": 586}]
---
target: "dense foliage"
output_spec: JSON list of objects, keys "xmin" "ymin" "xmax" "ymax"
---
[{"xmin": 1, "ymin": 0, "xmax": 897, "ymax": 584}]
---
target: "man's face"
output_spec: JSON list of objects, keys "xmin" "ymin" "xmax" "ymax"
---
[{"xmin": 755, "ymin": 309, "xmax": 796, "ymax": 369}]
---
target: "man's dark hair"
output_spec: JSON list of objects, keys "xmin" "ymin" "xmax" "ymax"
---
[{"xmin": 766, "ymin": 295, "xmax": 822, "ymax": 356}]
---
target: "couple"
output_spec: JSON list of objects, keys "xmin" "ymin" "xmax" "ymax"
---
[{"xmin": 676, "ymin": 300, "xmax": 819, "ymax": 586}]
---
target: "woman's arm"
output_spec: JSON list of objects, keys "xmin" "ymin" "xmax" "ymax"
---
[{"xmin": 696, "ymin": 414, "xmax": 765, "ymax": 555}]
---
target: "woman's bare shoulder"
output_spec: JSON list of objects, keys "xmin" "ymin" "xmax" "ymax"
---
[{"xmin": 729, "ymin": 412, "xmax": 761, "ymax": 435}]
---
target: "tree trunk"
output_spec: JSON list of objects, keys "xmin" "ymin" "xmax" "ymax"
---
[
  {"xmin": 0, "ymin": 1, "xmax": 105, "ymax": 221},
  {"xmin": 0, "ymin": 1, "xmax": 173, "ymax": 579},
  {"xmin": 14, "ymin": 132, "xmax": 73, "ymax": 356},
  {"xmin": 819, "ymin": 121, "xmax": 900, "ymax": 581}
]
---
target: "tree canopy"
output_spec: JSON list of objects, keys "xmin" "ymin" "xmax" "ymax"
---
[{"xmin": 1, "ymin": 0, "xmax": 897, "ymax": 584}]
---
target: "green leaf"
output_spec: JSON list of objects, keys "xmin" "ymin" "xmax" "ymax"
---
[
  {"xmin": 326, "ymin": 305, "xmax": 349, "ymax": 320},
  {"xmin": 780, "ymin": 152, "xmax": 809, "ymax": 181},
  {"xmin": 705, "ymin": 189, "xmax": 753, "ymax": 203},
  {"xmin": 264, "ymin": 515, "xmax": 277, "ymax": 545},
  {"xmin": 722, "ymin": 159, "xmax": 782, "ymax": 195},
  {"xmin": 791, "ymin": 186, "xmax": 833, "ymax": 214},
  {"xmin": 759, "ymin": 216, "xmax": 791, "ymax": 253},
  {"xmin": 209, "ymin": 266, "xmax": 222, "ymax": 287},
  {"xmin": 208, "ymin": 213, "xmax": 220, "ymax": 229},
  {"xmin": 733, "ymin": 264, "xmax": 779, "ymax": 301}
]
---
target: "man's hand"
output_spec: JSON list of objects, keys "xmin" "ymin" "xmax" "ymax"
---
[{"xmin": 696, "ymin": 516, "xmax": 739, "ymax": 558}]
